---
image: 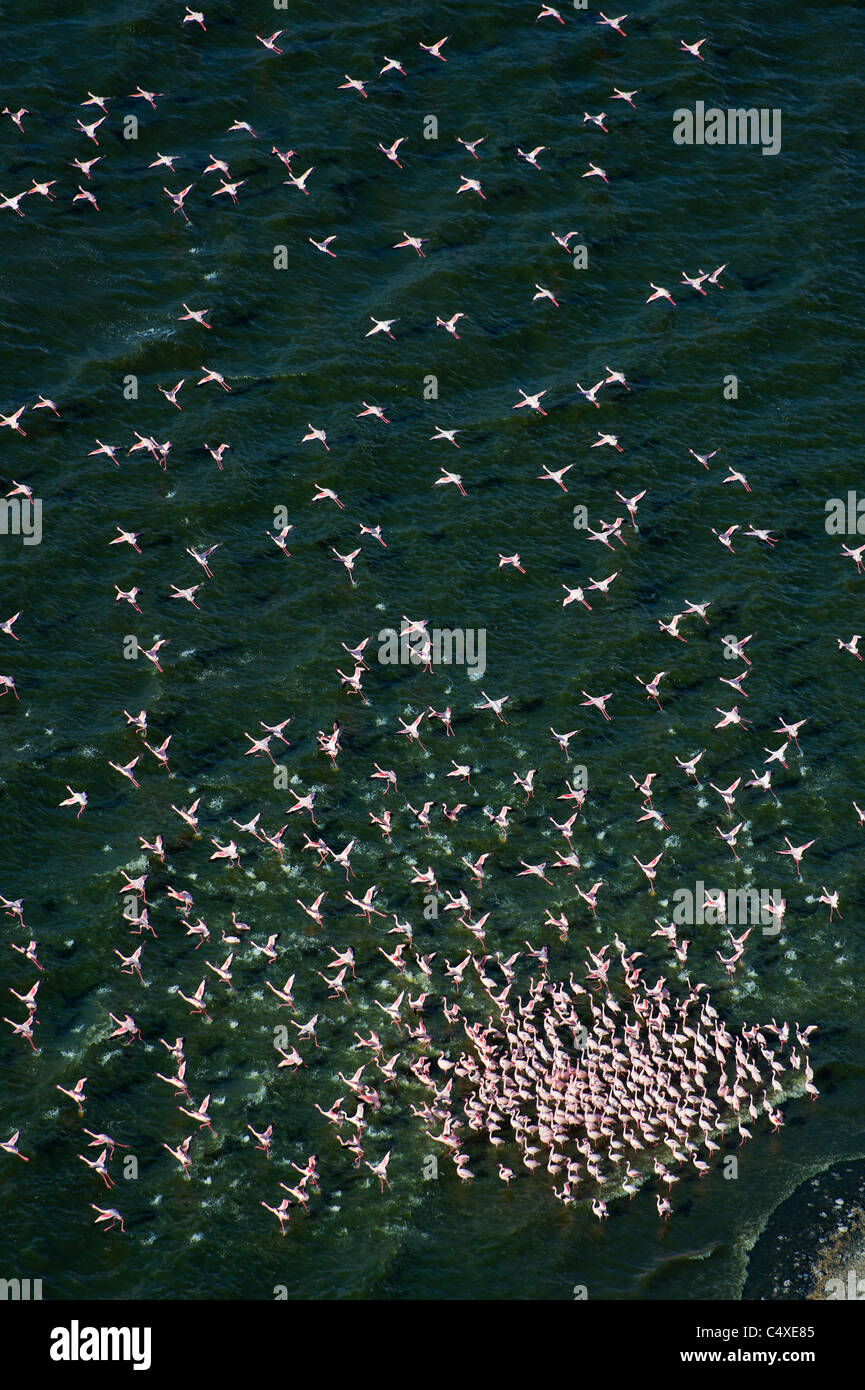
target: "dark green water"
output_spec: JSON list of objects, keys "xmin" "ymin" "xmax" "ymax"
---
[{"xmin": 0, "ymin": 0, "xmax": 863, "ymax": 1299}]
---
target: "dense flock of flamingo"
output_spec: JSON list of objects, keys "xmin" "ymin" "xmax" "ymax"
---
[{"xmin": 0, "ymin": 10, "xmax": 834, "ymax": 1248}]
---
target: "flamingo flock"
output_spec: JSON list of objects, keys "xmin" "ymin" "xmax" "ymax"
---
[{"xmin": 0, "ymin": 7, "xmax": 838, "ymax": 1259}]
